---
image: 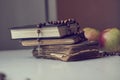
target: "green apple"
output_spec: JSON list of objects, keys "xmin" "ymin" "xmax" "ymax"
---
[
  {"xmin": 99, "ymin": 27, "xmax": 120, "ymax": 52},
  {"xmin": 83, "ymin": 27, "xmax": 100, "ymax": 41}
]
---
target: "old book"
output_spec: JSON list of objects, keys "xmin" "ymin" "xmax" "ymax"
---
[
  {"xmin": 20, "ymin": 33, "xmax": 86, "ymax": 46},
  {"xmin": 32, "ymin": 47, "xmax": 120, "ymax": 61},
  {"xmin": 32, "ymin": 41, "xmax": 99, "ymax": 55},
  {"xmin": 10, "ymin": 20, "xmax": 79, "ymax": 39},
  {"xmin": 32, "ymin": 49, "xmax": 103, "ymax": 61}
]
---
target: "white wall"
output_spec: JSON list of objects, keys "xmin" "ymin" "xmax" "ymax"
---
[{"xmin": 0, "ymin": 0, "xmax": 46, "ymax": 50}]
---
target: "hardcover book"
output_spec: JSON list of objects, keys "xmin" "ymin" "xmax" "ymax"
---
[
  {"xmin": 10, "ymin": 19, "xmax": 79, "ymax": 39},
  {"xmin": 20, "ymin": 32, "xmax": 86, "ymax": 46}
]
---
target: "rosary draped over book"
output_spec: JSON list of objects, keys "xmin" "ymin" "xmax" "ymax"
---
[{"xmin": 10, "ymin": 19, "xmax": 120, "ymax": 61}]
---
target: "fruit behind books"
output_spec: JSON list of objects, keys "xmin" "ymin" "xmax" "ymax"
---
[
  {"xmin": 99, "ymin": 27, "xmax": 120, "ymax": 52},
  {"xmin": 83, "ymin": 27, "xmax": 100, "ymax": 41}
]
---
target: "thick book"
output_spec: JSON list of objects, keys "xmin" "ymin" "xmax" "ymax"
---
[
  {"xmin": 32, "ymin": 47, "xmax": 120, "ymax": 61},
  {"xmin": 20, "ymin": 34, "xmax": 86, "ymax": 46},
  {"xmin": 32, "ymin": 49, "xmax": 103, "ymax": 61},
  {"xmin": 10, "ymin": 21, "xmax": 79, "ymax": 39},
  {"xmin": 32, "ymin": 41, "xmax": 99, "ymax": 55}
]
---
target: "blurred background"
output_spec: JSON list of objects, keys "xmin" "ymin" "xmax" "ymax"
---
[{"xmin": 0, "ymin": 0, "xmax": 120, "ymax": 50}]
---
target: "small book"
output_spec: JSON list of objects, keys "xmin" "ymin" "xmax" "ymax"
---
[
  {"xmin": 20, "ymin": 33, "xmax": 86, "ymax": 46},
  {"xmin": 10, "ymin": 20, "xmax": 79, "ymax": 39}
]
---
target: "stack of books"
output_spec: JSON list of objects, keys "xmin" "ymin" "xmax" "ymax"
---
[{"xmin": 10, "ymin": 19, "xmax": 102, "ymax": 61}]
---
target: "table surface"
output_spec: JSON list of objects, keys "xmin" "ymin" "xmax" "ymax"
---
[{"xmin": 0, "ymin": 49, "xmax": 120, "ymax": 80}]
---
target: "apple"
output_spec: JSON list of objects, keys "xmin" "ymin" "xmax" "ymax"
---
[
  {"xmin": 99, "ymin": 27, "xmax": 120, "ymax": 52},
  {"xmin": 83, "ymin": 27, "xmax": 100, "ymax": 41}
]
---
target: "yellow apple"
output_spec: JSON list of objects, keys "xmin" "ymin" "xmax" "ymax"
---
[{"xmin": 83, "ymin": 27, "xmax": 100, "ymax": 41}]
